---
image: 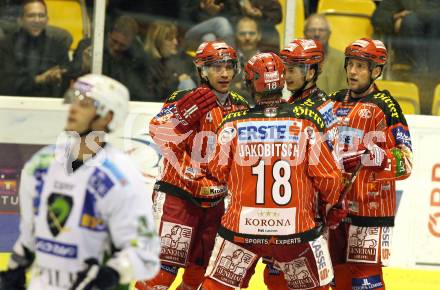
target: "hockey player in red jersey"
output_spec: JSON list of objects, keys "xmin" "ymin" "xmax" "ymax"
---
[
  {"xmin": 263, "ymin": 38, "xmax": 347, "ymax": 289},
  {"xmin": 200, "ymin": 52, "xmax": 342, "ymax": 290},
  {"xmin": 328, "ymin": 38, "xmax": 413, "ymax": 290},
  {"xmin": 280, "ymin": 38, "xmax": 347, "ymax": 227},
  {"xmin": 281, "ymin": 38, "xmax": 327, "ymax": 103},
  {"xmin": 135, "ymin": 41, "xmax": 249, "ymax": 290}
]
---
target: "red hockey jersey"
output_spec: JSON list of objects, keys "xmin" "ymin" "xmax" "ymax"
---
[
  {"xmin": 331, "ymin": 88, "xmax": 413, "ymax": 225},
  {"xmin": 150, "ymin": 89, "xmax": 249, "ymax": 207}
]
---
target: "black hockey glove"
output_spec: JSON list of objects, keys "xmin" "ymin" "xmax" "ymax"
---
[
  {"xmin": 0, "ymin": 244, "xmax": 35, "ymax": 290},
  {"xmin": 0, "ymin": 267, "xmax": 26, "ymax": 290},
  {"xmin": 70, "ymin": 258, "xmax": 120, "ymax": 290}
]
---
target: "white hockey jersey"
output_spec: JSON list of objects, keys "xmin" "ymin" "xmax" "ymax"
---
[{"xmin": 15, "ymin": 143, "xmax": 160, "ymax": 290}]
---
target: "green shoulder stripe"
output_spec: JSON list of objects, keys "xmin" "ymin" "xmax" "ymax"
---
[
  {"xmin": 26, "ymin": 147, "xmax": 55, "ymax": 175},
  {"xmin": 217, "ymin": 109, "xmax": 249, "ymax": 131},
  {"xmin": 165, "ymin": 89, "xmax": 192, "ymax": 103},
  {"xmin": 229, "ymin": 91, "xmax": 249, "ymax": 106}
]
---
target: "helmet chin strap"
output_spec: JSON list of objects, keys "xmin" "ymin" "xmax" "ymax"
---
[
  {"xmin": 348, "ymin": 60, "xmax": 382, "ymax": 97},
  {"xmin": 351, "ymin": 77, "xmax": 375, "ymax": 96},
  {"xmin": 78, "ymin": 115, "xmax": 101, "ymax": 137},
  {"xmin": 291, "ymin": 68, "xmax": 312, "ymax": 100},
  {"xmin": 350, "ymin": 64, "xmax": 380, "ymax": 96},
  {"xmin": 292, "ymin": 78, "xmax": 309, "ymax": 99}
]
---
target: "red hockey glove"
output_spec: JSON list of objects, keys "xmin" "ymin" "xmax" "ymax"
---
[
  {"xmin": 326, "ymin": 204, "xmax": 348, "ymax": 230},
  {"xmin": 341, "ymin": 150, "xmax": 364, "ymax": 173},
  {"xmin": 174, "ymin": 87, "xmax": 217, "ymax": 133},
  {"xmin": 342, "ymin": 145, "xmax": 387, "ymax": 173},
  {"xmin": 361, "ymin": 145, "xmax": 387, "ymax": 171},
  {"xmin": 317, "ymin": 198, "xmax": 328, "ymax": 224}
]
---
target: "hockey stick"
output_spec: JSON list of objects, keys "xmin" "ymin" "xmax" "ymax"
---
[
  {"xmin": 320, "ymin": 161, "xmax": 364, "ymax": 234},
  {"xmin": 336, "ymin": 159, "xmax": 363, "ymax": 208}
]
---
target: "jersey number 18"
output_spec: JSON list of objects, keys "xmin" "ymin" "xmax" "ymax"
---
[{"xmin": 251, "ymin": 159, "xmax": 292, "ymax": 205}]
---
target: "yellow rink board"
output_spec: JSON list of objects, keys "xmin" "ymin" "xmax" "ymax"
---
[{"xmin": 2, "ymin": 253, "xmax": 440, "ymax": 289}]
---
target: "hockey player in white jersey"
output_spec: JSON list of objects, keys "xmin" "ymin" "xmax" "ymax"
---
[{"xmin": 0, "ymin": 74, "xmax": 160, "ymax": 290}]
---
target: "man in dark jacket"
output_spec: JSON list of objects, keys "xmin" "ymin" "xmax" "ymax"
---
[
  {"xmin": 372, "ymin": 0, "xmax": 440, "ymax": 72},
  {"xmin": 70, "ymin": 15, "xmax": 150, "ymax": 101},
  {"xmin": 179, "ymin": 0, "xmax": 282, "ymax": 51},
  {"xmin": 0, "ymin": 0, "xmax": 70, "ymax": 97}
]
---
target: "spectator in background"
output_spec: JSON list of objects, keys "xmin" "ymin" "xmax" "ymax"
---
[
  {"xmin": 179, "ymin": 0, "xmax": 235, "ymax": 51},
  {"xmin": 0, "ymin": 0, "xmax": 70, "ymax": 97},
  {"xmin": 236, "ymin": 0, "xmax": 282, "ymax": 51},
  {"xmin": 231, "ymin": 16, "xmax": 262, "ymax": 101},
  {"xmin": 235, "ymin": 17, "xmax": 261, "ymax": 64},
  {"xmin": 0, "ymin": 0, "xmax": 72, "ymax": 49},
  {"xmin": 372, "ymin": 0, "xmax": 440, "ymax": 72},
  {"xmin": 144, "ymin": 21, "xmax": 196, "ymax": 101},
  {"xmin": 180, "ymin": 0, "xmax": 282, "ymax": 52},
  {"xmin": 0, "ymin": 35, "xmax": 14, "ymax": 95},
  {"xmin": 0, "ymin": 0, "xmax": 23, "ymax": 37},
  {"xmin": 303, "ymin": 13, "xmax": 346, "ymax": 94},
  {"xmin": 71, "ymin": 15, "xmax": 150, "ymax": 101}
]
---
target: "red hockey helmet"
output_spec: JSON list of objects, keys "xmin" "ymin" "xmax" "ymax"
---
[
  {"xmin": 344, "ymin": 38, "xmax": 387, "ymax": 66},
  {"xmin": 245, "ymin": 52, "xmax": 285, "ymax": 95},
  {"xmin": 194, "ymin": 41, "xmax": 239, "ymax": 74},
  {"xmin": 280, "ymin": 39, "xmax": 325, "ymax": 66}
]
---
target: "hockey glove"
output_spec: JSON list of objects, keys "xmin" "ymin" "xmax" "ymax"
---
[
  {"xmin": 70, "ymin": 258, "xmax": 120, "ymax": 290},
  {"xmin": 317, "ymin": 197, "xmax": 328, "ymax": 224},
  {"xmin": 326, "ymin": 204, "xmax": 348, "ymax": 230},
  {"xmin": 0, "ymin": 244, "xmax": 35, "ymax": 290},
  {"xmin": 361, "ymin": 145, "xmax": 387, "ymax": 171},
  {"xmin": 174, "ymin": 87, "xmax": 217, "ymax": 133},
  {"xmin": 0, "ymin": 267, "xmax": 26, "ymax": 290},
  {"xmin": 342, "ymin": 145, "xmax": 387, "ymax": 173}
]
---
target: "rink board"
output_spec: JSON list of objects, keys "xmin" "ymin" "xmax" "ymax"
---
[{"xmin": 1, "ymin": 98, "xmax": 440, "ymax": 288}]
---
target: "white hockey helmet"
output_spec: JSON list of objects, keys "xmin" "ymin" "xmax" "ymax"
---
[{"xmin": 66, "ymin": 74, "xmax": 129, "ymax": 132}]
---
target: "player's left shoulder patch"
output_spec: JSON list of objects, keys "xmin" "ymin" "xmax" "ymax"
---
[{"xmin": 318, "ymin": 101, "xmax": 337, "ymax": 127}]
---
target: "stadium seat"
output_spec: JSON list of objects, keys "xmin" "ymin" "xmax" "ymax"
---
[
  {"xmin": 432, "ymin": 84, "xmax": 440, "ymax": 116},
  {"xmin": 375, "ymin": 80, "xmax": 420, "ymax": 115},
  {"xmin": 46, "ymin": 0, "xmax": 89, "ymax": 50},
  {"xmin": 317, "ymin": 0, "xmax": 375, "ymax": 52},
  {"xmin": 317, "ymin": 0, "xmax": 375, "ymax": 15}
]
